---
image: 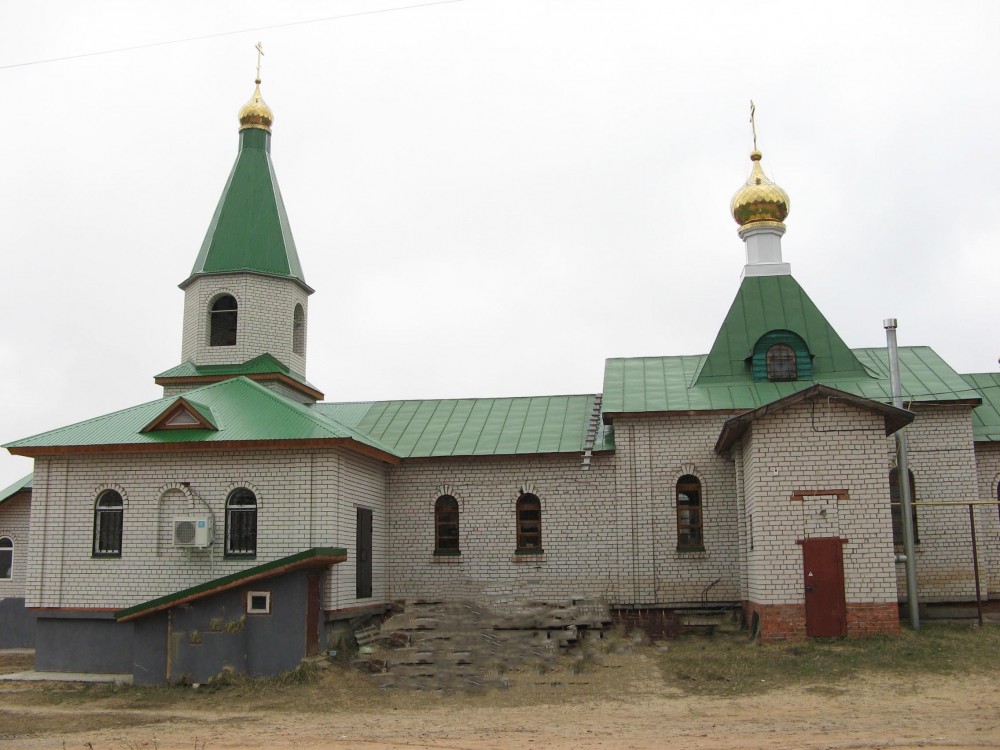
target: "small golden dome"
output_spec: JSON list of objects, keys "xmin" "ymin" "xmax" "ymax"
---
[
  {"xmin": 238, "ymin": 79, "xmax": 273, "ymax": 133},
  {"xmin": 731, "ymin": 150, "xmax": 789, "ymax": 229}
]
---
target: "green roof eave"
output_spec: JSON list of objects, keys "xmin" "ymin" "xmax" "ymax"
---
[
  {"xmin": 115, "ymin": 547, "xmax": 347, "ymax": 622},
  {"xmin": 156, "ymin": 353, "xmax": 314, "ymax": 387},
  {"xmin": 5, "ymin": 377, "xmax": 398, "ymax": 463},
  {"xmin": 183, "ymin": 128, "xmax": 309, "ymax": 292},
  {"xmin": 0, "ymin": 473, "xmax": 32, "ymax": 506},
  {"xmin": 715, "ymin": 384, "xmax": 915, "ymax": 454},
  {"xmin": 601, "ymin": 347, "xmax": 979, "ymax": 416},
  {"xmin": 963, "ymin": 373, "xmax": 1000, "ymax": 442}
]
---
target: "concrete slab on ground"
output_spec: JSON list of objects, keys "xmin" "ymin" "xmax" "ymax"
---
[{"xmin": 0, "ymin": 670, "xmax": 132, "ymax": 684}]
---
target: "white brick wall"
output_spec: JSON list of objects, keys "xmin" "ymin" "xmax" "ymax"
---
[
  {"xmin": 609, "ymin": 414, "xmax": 741, "ymax": 605},
  {"xmin": 738, "ymin": 399, "xmax": 898, "ymax": 607},
  {"xmin": 0, "ymin": 493, "xmax": 31, "ymax": 599},
  {"xmin": 19, "ymin": 399, "xmax": 999, "ymax": 621},
  {"xmin": 25, "ymin": 447, "xmax": 387, "ymax": 613},
  {"xmin": 890, "ymin": 404, "xmax": 980, "ymax": 602},
  {"xmin": 973, "ymin": 442, "xmax": 1000, "ymax": 596},
  {"xmin": 387, "ymin": 411, "xmax": 742, "ymax": 609},
  {"xmin": 180, "ymin": 273, "xmax": 309, "ymax": 377}
]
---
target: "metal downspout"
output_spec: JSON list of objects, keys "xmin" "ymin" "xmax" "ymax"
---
[{"xmin": 884, "ymin": 318, "xmax": 919, "ymax": 630}]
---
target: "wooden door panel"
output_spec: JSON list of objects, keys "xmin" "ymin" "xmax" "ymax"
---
[{"xmin": 801, "ymin": 537, "xmax": 847, "ymax": 637}]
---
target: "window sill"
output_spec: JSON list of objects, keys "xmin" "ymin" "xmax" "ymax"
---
[
  {"xmin": 512, "ymin": 551, "xmax": 546, "ymax": 563},
  {"xmin": 225, "ymin": 554, "xmax": 257, "ymax": 560},
  {"xmin": 92, "ymin": 554, "xmax": 122, "ymax": 559},
  {"xmin": 431, "ymin": 552, "xmax": 462, "ymax": 564}
]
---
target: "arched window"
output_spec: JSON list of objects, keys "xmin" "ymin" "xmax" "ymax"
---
[
  {"xmin": 889, "ymin": 468, "xmax": 919, "ymax": 545},
  {"xmin": 434, "ymin": 495, "xmax": 460, "ymax": 554},
  {"xmin": 292, "ymin": 304, "xmax": 305, "ymax": 356},
  {"xmin": 93, "ymin": 490, "xmax": 123, "ymax": 557},
  {"xmin": 210, "ymin": 294, "xmax": 238, "ymax": 347},
  {"xmin": 676, "ymin": 475, "xmax": 703, "ymax": 550},
  {"xmin": 0, "ymin": 537, "xmax": 12, "ymax": 579},
  {"xmin": 766, "ymin": 344, "xmax": 797, "ymax": 381},
  {"xmin": 516, "ymin": 493, "xmax": 542, "ymax": 552},
  {"xmin": 225, "ymin": 488, "xmax": 257, "ymax": 556}
]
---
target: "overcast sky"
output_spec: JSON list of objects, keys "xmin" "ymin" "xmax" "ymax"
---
[{"xmin": 2, "ymin": 0, "xmax": 998, "ymax": 488}]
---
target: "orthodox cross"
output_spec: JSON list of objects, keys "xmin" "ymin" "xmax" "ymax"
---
[
  {"xmin": 750, "ymin": 99, "xmax": 758, "ymax": 151},
  {"xmin": 255, "ymin": 42, "xmax": 264, "ymax": 83}
]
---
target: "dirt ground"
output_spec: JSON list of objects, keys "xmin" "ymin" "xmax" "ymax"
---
[{"xmin": 1, "ymin": 644, "xmax": 998, "ymax": 750}]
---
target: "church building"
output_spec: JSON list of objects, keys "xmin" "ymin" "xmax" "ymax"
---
[{"xmin": 3, "ymin": 76, "xmax": 999, "ymax": 684}]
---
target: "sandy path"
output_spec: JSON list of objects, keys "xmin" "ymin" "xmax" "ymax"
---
[{"xmin": 6, "ymin": 672, "xmax": 999, "ymax": 750}]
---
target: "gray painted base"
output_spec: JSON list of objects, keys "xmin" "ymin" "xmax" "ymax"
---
[
  {"xmin": 33, "ymin": 568, "xmax": 325, "ymax": 684},
  {"xmin": 0, "ymin": 598, "xmax": 37, "ymax": 648}
]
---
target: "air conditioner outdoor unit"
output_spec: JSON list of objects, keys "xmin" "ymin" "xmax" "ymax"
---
[{"xmin": 173, "ymin": 516, "xmax": 212, "ymax": 548}]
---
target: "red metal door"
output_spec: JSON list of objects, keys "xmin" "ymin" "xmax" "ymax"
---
[{"xmin": 801, "ymin": 538, "xmax": 847, "ymax": 637}]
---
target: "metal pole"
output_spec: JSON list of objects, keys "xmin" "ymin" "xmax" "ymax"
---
[
  {"xmin": 969, "ymin": 505, "xmax": 983, "ymax": 628},
  {"xmin": 884, "ymin": 318, "xmax": 920, "ymax": 630}
]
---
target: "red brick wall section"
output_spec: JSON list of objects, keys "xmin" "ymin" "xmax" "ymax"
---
[
  {"xmin": 746, "ymin": 602, "xmax": 899, "ymax": 642},
  {"xmin": 748, "ymin": 603, "xmax": 806, "ymax": 642},
  {"xmin": 846, "ymin": 603, "xmax": 899, "ymax": 637}
]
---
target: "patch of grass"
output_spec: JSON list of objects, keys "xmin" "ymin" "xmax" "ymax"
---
[{"xmin": 658, "ymin": 622, "xmax": 1000, "ymax": 696}]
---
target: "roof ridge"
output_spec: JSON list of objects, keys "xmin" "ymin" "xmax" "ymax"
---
[{"xmin": 231, "ymin": 377, "xmax": 397, "ymax": 453}]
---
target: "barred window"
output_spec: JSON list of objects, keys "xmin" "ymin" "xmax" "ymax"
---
[
  {"xmin": 676, "ymin": 476, "xmax": 704, "ymax": 550},
  {"xmin": 516, "ymin": 493, "xmax": 542, "ymax": 552},
  {"xmin": 766, "ymin": 343, "xmax": 797, "ymax": 381},
  {"xmin": 93, "ymin": 490, "xmax": 123, "ymax": 557},
  {"xmin": 434, "ymin": 495, "xmax": 460, "ymax": 554},
  {"xmin": 226, "ymin": 488, "xmax": 257, "ymax": 557}
]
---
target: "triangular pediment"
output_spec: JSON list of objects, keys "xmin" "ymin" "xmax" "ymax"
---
[{"xmin": 141, "ymin": 397, "xmax": 217, "ymax": 433}]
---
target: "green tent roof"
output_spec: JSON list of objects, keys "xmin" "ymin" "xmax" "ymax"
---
[
  {"xmin": 183, "ymin": 128, "xmax": 308, "ymax": 291},
  {"xmin": 603, "ymin": 346, "xmax": 980, "ymax": 414},
  {"xmin": 695, "ymin": 275, "xmax": 871, "ymax": 384},
  {"xmin": 4, "ymin": 377, "xmax": 394, "ymax": 457},
  {"xmin": 315, "ymin": 394, "xmax": 613, "ymax": 458},
  {"xmin": 963, "ymin": 373, "xmax": 1000, "ymax": 442}
]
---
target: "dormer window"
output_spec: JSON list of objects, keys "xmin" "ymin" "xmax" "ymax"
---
[
  {"xmin": 751, "ymin": 330, "xmax": 812, "ymax": 382},
  {"xmin": 210, "ymin": 294, "xmax": 238, "ymax": 347}
]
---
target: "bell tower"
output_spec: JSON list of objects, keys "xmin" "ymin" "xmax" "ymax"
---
[{"xmin": 161, "ymin": 49, "xmax": 319, "ymax": 402}]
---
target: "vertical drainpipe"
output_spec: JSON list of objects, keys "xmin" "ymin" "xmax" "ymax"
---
[{"xmin": 884, "ymin": 318, "xmax": 920, "ymax": 630}]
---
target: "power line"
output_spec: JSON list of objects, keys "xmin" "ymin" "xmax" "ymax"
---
[{"xmin": 0, "ymin": 0, "xmax": 464, "ymax": 71}]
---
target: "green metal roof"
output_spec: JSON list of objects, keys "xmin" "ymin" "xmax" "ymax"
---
[
  {"xmin": 963, "ymin": 373, "xmax": 1000, "ymax": 442},
  {"xmin": 155, "ymin": 353, "xmax": 315, "ymax": 390},
  {"xmin": 4, "ymin": 377, "xmax": 395, "ymax": 457},
  {"xmin": 315, "ymin": 394, "xmax": 613, "ymax": 458},
  {"xmin": 695, "ymin": 275, "xmax": 871, "ymax": 384},
  {"xmin": 0, "ymin": 473, "xmax": 32, "ymax": 506},
  {"xmin": 183, "ymin": 128, "xmax": 309, "ymax": 291},
  {"xmin": 603, "ymin": 346, "xmax": 980, "ymax": 415},
  {"xmin": 116, "ymin": 547, "xmax": 346, "ymax": 622}
]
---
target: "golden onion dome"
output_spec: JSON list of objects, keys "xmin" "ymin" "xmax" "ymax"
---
[
  {"xmin": 730, "ymin": 150, "xmax": 789, "ymax": 229},
  {"xmin": 238, "ymin": 79, "xmax": 273, "ymax": 133}
]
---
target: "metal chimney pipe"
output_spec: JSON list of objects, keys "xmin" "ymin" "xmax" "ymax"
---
[{"xmin": 884, "ymin": 318, "xmax": 920, "ymax": 630}]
